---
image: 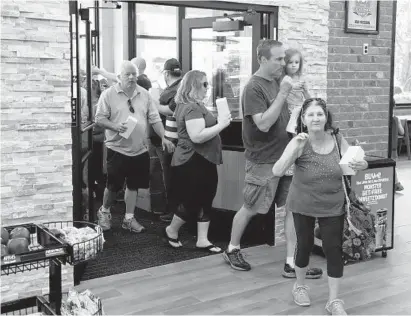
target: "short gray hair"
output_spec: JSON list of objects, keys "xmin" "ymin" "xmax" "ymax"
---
[{"xmin": 120, "ymin": 60, "xmax": 137, "ymax": 75}]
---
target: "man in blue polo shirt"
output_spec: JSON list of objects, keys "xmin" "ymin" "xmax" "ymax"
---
[{"xmin": 95, "ymin": 60, "xmax": 175, "ymax": 232}]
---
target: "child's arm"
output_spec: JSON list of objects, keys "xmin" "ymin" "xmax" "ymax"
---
[
  {"xmin": 302, "ymin": 80, "xmax": 311, "ymax": 99},
  {"xmin": 396, "ymin": 116, "xmax": 405, "ymax": 136}
]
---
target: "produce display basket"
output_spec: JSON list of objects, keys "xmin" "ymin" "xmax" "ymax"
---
[
  {"xmin": 38, "ymin": 221, "xmax": 104, "ymax": 265},
  {"xmin": 0, "ymin": 296, "xmax": 54, "ymax": 315},
  {"xmin": 1, "ymin": 224, "xmax": 68, "ymax": 276},
  {"xmin": 1, "ymin": 292, "xmax": 103, "ymax": 316}
]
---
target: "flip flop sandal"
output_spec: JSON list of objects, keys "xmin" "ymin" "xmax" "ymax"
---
[
  {"xmin": 163, "ymin": 228, "xmax": 182, "ymax": 248},
  {"xmin": 195, "ymin": 244, "xmax": 222, "ymax": 254}
]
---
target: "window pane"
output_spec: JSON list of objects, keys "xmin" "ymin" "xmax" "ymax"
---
[
  {"xmin": 136, "ymin": 4, "xmax": 177, "ymax": 37},
  {"xmin": 136, "ymin": 38, "xmax": 177, "ymax": 89},
  {"xmin": 394, "ymin": 1, "xmax": 411, "ymax": 104},
  {"xmin": 185, "ymin": 8, "xmax": 238, "ymax": 19},
  {"xmin": 191, "ymin": 27, "xmax": 253, "ymax": 119}
]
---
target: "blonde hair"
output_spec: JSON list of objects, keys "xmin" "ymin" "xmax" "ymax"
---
[
  {"xmin": 175, "ymin": 70, "xmax": 207, "ymax": 105},
  {"xmin": 284, "ymin": 48, "xmax": 304, "ymax": 76}
]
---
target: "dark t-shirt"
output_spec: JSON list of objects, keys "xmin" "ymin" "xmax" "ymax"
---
[
  {"xmin": 149, "ymin": 78, "xmax": 181, "ymax": 146},
  {"xmin": 137, "ymin": 74, "xmax": 152, "ymax": 91},
  {"xmin": 171, "ymin": 102, "xmax": 222, "ymax": 166},
  {"xmin": 242, "ymin": 75, "xmax": 291, "ymax": 164}
]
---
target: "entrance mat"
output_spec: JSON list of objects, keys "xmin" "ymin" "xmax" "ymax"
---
[{"xmin": 80, "ymin": 202, "xmax": 270, "ymax": 281}]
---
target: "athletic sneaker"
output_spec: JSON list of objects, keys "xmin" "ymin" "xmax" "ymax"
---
[
  {"xmin": 325, "ymin": 299, "xmax": 347, "ymax": 315},
  {"xmin": 122, "ymin": 217, "xmax": 146, "ymax": 233},
  {"xmin": 292, "ymin": 282, "xmax": 310, "ymax": 307},
  {"xmin": 97, "ymin": 207, "xmax": 111, "ymax": 231},
  {"xmin": 282, "ymin": 263, "xmax": 323, "ymax": 279},
  {"xmin": 222, "ymin": 249, "xmax": 251, "ymax": 271}
]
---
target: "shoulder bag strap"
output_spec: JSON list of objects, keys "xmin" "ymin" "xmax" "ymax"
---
[{"xmin": 333, "ymin": 134, "xmax": 362, "ymax": 235}]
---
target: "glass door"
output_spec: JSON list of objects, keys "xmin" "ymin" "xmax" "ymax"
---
[{"xmin": 182, "ymin": 14, "xmax": 262, "ymax": 120}]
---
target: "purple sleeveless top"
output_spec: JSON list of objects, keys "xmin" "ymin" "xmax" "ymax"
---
[{"xmin": 286, "ymin": 134, "xmax": 345, "ymax": 217}]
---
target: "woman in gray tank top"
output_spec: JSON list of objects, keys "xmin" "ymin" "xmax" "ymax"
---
[{"xmin": 272, "ymin": 98, "xmax": 368, "ymax": 315}]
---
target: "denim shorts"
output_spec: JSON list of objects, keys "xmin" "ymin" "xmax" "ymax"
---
[{"xmin": 243, "ymin": 160, "xmax": 292, "ymax": 214}]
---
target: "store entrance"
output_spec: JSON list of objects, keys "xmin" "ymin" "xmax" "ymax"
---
[{"xmin": 75, "ymin": 2, "xmax": 278, "ymax": 283}]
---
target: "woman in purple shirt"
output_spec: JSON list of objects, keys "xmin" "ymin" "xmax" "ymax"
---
[
  {"xmin": 164, "ymin": 70, "xmax": 231, "ymax": 253},
  {"xmin": 273, "ymin": 98, "xmax": 368, "ymax": 315}
]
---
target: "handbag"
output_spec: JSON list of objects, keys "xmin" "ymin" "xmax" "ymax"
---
[
  {"xmin": 164, "ymin": 114, "xmax": 178, "ymax": 145},
  {"xmin": 333, "ymin": 134, "xmax": 376, "ymax": 262}
]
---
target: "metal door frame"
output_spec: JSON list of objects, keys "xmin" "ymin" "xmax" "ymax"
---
[
  {"xmin": 181, "ymin": 13, "xmax": 265, "ymax": 75},
  {"xmin": 69, "ymin": 1, "xmax": 96, "ymax": 285}
]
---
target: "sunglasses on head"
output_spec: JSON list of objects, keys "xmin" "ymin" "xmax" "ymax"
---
[
  {"xmin": 127, "ymin": 99, "xmax": 135, "ymax": 113},
  {"xmin": 304, "ymin": 98, "xmax": 326, "ymax": 106}
]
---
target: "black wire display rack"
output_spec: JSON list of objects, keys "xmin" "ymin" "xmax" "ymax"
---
[
  {"xmin": 39, "ymin": 221, "xmax": 104, "ymax": 265},
  {"xmin": 1, "ymin": 221, "xmax": 104, "ymax": 315}
]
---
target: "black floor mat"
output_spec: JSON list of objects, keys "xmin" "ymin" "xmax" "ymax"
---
[{"xmin": 80, "ymin": 201, "xmax": 267, "ymax": 281}]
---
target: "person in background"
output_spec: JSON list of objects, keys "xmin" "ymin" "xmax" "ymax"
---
[
  {"xmin": 164, "ymin": 70, "xmax": 231, "ymax": 252},
  {"xmin": 79, "ymin": 69, "xmax": 89, "ymax": 124},
  {"xmin": 272, "ymin": 98, "xmax": 368, "ymax": 315},
  {"xmin": 222, "ymin": 40, "xmax": 322, "ymax": 280},
  {"xmin": 148, "ymin": 58, "xmax": 183, "ymax": 222},
  {"xmin": 131, "ymin": 57, "xmax": 152, "ymax": 91},
  {"xmin": 95, "ymin": 60, "xmax": 175, "ymax": 233},
  {"xmin": 92, "ymin": 65, "xmax": 119, "ymax": 85},
  {"xmin": 90, "ymin": 76, "xmax": 109, "ymax": 200},
  {"xmin": 391, "ymin": 99, "xmax": 405, "ymax": 191}
]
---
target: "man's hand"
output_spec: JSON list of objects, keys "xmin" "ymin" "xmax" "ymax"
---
[
  {"xmin": 279, "ymin": 75, "xmax": 293, "ymax": 94},
  {"xmin": 116, "ymin": 122, "xmax": 128, "ymax": 133},
  {"xmin": 162, "ymin": 138, "xmax": 175, "ymax": 153}
]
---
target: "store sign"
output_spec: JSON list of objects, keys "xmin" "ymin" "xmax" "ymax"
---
[
  {"xmin": 345, "ymin": 0, "xmax": 379, "ymax": 34},
  {"xmin": 2, "ymin": 255, "xmax": 17, "ymax": 264},
  {"xmin": 351, "ymin": 166, "xmax": 394, "ymax": 250}
]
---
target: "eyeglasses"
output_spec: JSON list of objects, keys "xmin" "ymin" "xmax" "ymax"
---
[
  {"xmin": 202, "ymin": 82, "xmax": 209, "ymax": 88},
  {"xmin": 127, "ymin": 99, "xmax": 135, "ymax": 113}
]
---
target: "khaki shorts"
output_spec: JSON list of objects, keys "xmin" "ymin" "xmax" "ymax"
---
[{"xmin": 243, "ymin": 160, "xmax": 292, "ymax": 214}]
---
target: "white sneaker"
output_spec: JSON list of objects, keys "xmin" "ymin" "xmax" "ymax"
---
[
  {"xmin": 326, "ymin": 299, "xmax": 347, "ymax": 315},
  {"xmin": 122, "ymin": 217, "xmax": 146, "ymax": 233},
  {"xmin": 97, "ymin": 207, "xmax": 111, "ymax": 231},
  {"xmin": 292, "ymin": 282, "xmax": 310, "ymax": 307}
]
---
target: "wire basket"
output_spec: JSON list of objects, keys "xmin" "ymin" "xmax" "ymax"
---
[
  {"xmin": 0, "ymin": 296, "xmax": 54, "ymax": 315},
  {"xmin": 38, "ymin": 221, "xmax": 104, "ymax": 265},
  {"xmin": 45, "ymin": 291, "xmax": 103, "ymax": 316},
  {"xmin": 1, "ymin": 292, "xmax": 103, "ymax": 316},
  {"xmin": 1, "ymin": 224, "xmax": 67, "ymax": 276}
]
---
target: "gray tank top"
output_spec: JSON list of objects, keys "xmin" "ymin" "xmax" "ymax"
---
[{"xmin": 286, "ymin": 134, "xmax": 344, "ymax": 217}]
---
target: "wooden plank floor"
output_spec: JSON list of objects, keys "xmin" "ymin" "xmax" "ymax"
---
[{"xmin": 76, "ymin": 160, "xmax": 411, "ymax": 315}]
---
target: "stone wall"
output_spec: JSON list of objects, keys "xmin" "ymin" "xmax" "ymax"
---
[
  {"xmin": 1, "ymin": 0, "xmax": 73, "ymax": 303},
  {"xmin": 327, "ymin": 1, "xmax": 394, "ymax": 157}
]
